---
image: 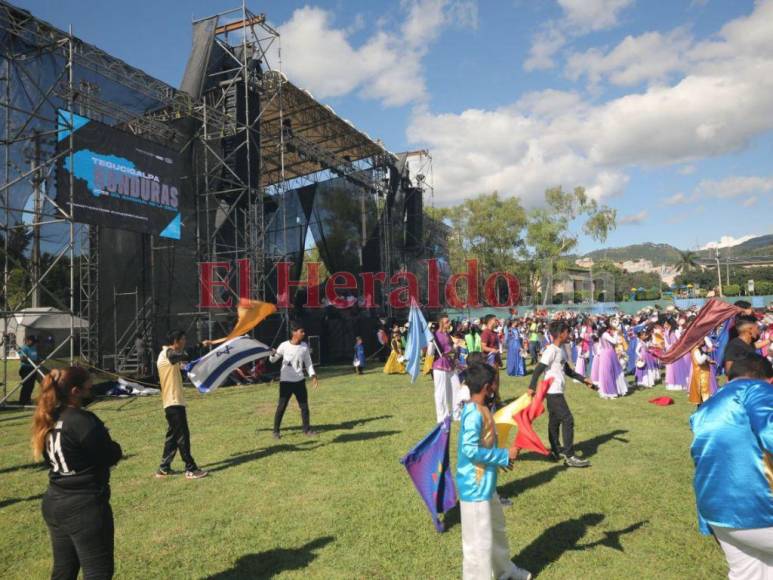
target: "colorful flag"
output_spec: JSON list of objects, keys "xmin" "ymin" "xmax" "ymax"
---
[
  {"xmin": 400, "ymin": 416, "xmax": 457, "ymax": 532},
  {"xmin": 513, "ymin": 378, "xmax": 554, "ymax": 456},
  {"xmin": 493, "ymin": 393, "xmax": 532, "ymax": 448},
  {"xmin": 185, "ymin": 336, "xmax": 271, "ymax": 393},
  {"xmin": 714, "ymin": 319, "xmax": 732, "ymax": 374},
  {"xmin": 208, "ymin": 299, "xmax": 277, "ymax": 345},
  {"xmin": 652, "ymin": 299, "xmax": 741, "ymax": 364},
  {"xmin": 405, "ymin": 301, "xmax": 434, "ymax": 383}
]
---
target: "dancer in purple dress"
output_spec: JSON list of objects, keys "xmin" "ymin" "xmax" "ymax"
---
[
  {"xmin": 595, "ymin": 325, "xmax": 629, "ymax": 399},
  {"xmin": 635, "ymin": 331, "xmax": 659, "ymax": 388}
]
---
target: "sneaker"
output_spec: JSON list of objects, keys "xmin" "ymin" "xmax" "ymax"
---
[
  {"xmin": 154, "ymin": 467, "xmax": 176, "ymax": 478},
  {"xmin": 548, "ymin": 451, "xmax": 561, "ymax": 462},
  {"xmin": 185, "ymin": 469, "xmax": 209, "ymax": 480},
  {"xmin": 513, "ymin": 567, "xmax": 533, "ymax": 580},
  {"xmin": 272, "ymin": 431, "xmax": 281, "ymax": 440},
  {"xmin": 303, "ymin": 429, "xmax": 319, "ymax": 437},
  {"xmin": 499, "ymin": 496, "xmax": 513, "ymax": 507},
  {"xmin": 502, "ymin": 566, "xmax": 533, "ymax": 580},
  {"xmin": 563, "ymin": 455, "xmax": 591, "ymax": 468}
]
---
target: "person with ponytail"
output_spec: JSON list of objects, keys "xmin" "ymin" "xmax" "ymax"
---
[{"xmin": 32, "ymin": 366, "xmax": 122, "ymax": 579}]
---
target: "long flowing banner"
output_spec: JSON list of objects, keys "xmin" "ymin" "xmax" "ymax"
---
[{"xmin": 55, "ymin": 109, "xmax": 185, "ymax": 239}]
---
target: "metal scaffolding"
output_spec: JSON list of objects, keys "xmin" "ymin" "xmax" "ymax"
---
[{"xmin": 0, "ymin": 1, "xmax": 407, "ymax": 405}]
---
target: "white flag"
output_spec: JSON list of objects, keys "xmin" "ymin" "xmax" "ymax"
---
[{"xmin": 186, "ymin": 336, "xmax": 271, "ymax": 393}]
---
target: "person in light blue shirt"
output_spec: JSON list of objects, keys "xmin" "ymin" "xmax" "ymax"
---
[
  {"xmin": 690, "ymin": 354, "xmax": 773, "ymax": 578},
  {"xmin": 17, "ymin": 335, "xmax": 40, "ymax": 405},
  {"xmin": 456, "ymin": 362, "xmax": 531, "ymax": 580}
]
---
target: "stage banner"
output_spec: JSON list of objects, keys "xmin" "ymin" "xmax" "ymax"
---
[{"xmin": 55, "ymin": 109, "xmax": 184, "ymax": 239}]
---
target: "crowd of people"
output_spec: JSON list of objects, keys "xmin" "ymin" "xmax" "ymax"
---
[{"xmin": 22, "ymin": 297, "xmax": 773, "ymax": 579}]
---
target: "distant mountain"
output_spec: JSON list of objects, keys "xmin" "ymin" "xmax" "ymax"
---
[
  {"xmin": 582, "ymin": 243, "xmax": 682, "ymax": 265},
  {"xmin": 696, "ymin": 234, "xmax": 773, "ymax": 259}
]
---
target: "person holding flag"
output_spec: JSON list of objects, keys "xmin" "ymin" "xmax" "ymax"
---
[
  {"xmin": 269, "ymin": 321, "xmax": 318, "ymax": 439},
  {"xmin": 155, "ymin": 330, "xmax": 208, "ymax": 480},
  {"xmin": 528, "ymin": 320, "xmax": 594, "ymax": 468},
  {"xmin": 457, "ymin": 362, "xmax": 531, "ymax": 580},
  {"xmin": 427, "ymin": 313, "xmax": 458, "ymax": 423}
]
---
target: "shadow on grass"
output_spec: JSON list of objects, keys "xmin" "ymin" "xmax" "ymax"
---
[
  {"xmin": 516, "ymin": 429, "xmax": 630, "ymax": 463},
  {"xmin": 515, "ymin": 513, "xmax": 647, "ymax": 574},
  {"xmin": 202, "ymin": 442, "xmax": 325, "ymax": 474},
  {"xmin": 498, "ymin": 465, "xmax": 566, "ymax": 497},
  {"xmin": 0, "ymin": 461, "xmax": 46, "ymax": 475},
  {"xmin": 332, "ymin": 430, "xmax": 401, "ymax": 444},
  {"xmin": 255, "ymin": 415, "xmax": 393, "ymax": 435},
  {"xmin": 205, "ymin": 536, "xmax": 335, "ymax": 579},
  {"xmin": 0, "ymin": 493, "xmax": 43, "ymax": 510},
  {"xmin": 574, "ymin": 429, "xmax": 629, "ymax": 459}
]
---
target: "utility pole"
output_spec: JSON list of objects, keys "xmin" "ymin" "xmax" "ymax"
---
[{"xmin": 715, "ymin": 248, "xmax": 723, "ymax": 297}]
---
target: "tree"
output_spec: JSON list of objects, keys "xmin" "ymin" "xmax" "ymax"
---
[
  {"xmin": 524, "ymin": 186, "xmax": 616, "ymax": 304},
  {"xmin": 435, "ymin": 191, "xmax": 526, "ymax": 277},
  {"xmin": 675, "ymin": 250, "xmax": 699, "ymax": 274}
]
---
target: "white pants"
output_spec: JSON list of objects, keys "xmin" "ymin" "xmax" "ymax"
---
[
  {"xmin": 714, "ymin": 526, "xmax": 773, "ymax": 580},
  {"xmin": 461, "ymin": 495, "xmax": 519, "ymax": 580},
  {"xmin": 433, "ymin": 369, "xmax": 455, "ymax": 423}
]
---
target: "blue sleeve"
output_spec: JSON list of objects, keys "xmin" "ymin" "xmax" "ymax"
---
[
  {"xmin": 460, "ymin": 409, "xmax": 510, "ymax": 468},
  {"xmin": 744, "ymin": 382, "xmax": 773, "ymax": 453}
]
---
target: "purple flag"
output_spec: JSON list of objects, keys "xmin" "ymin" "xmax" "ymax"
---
[{"xmin": 400, "ymin": 416, "xmax": 457, "ymax": 532}]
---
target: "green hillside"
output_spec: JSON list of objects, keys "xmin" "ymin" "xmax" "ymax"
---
[{"xmin": 582, "ymin": 242, "xmax": 682, "ymax": 265}]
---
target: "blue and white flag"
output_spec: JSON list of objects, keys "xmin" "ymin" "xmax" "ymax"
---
[
  {"xmin": 185, "ymin": 336, "xmax": 271, "ymax": 393},
  {"xmin": 406, "ymin": 301, "xmax": 434, "ymax": 383}
]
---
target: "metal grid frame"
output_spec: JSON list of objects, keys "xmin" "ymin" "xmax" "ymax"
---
[{"xmin": 0, "ymin": 1, "xmax": 403, "ymax": 406}]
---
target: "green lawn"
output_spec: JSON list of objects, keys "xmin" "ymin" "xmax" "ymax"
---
[{"xmin": 0, "ymin": 365, "xmax": 726, "ymax": 579}]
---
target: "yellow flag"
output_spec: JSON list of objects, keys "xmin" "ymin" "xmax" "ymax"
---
[
  {"xmin": 209, "ymin": 299, "xmax": 277, "ymax": 345},
  {"xmin": 493, "ymin": 392, "xmax": 532, "ymax": 448}
]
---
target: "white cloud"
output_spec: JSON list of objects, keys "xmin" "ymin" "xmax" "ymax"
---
[
  {"xmin": 557, "ymin": 0, "xmax": 635, "ymax": 31},
  {"xmin": 696, "ymin": 176, "xmax": 773, "ymax": 199},
  {"xmin": 619, "ymin": 210, "xmax": 648, "ymax": 225},
  {"xmin": 679, "ymin": 164, "xmax": 696, "ymax": 175},
  {"xmin": 566, "ymin": 28, "xmax": 692, "ymax": 87},
  {"xmin": 411, "ymin": 1, "xmax": 773, "ymax": 206},
  {"xmin": 701, "ymin": 234, "xmax": 759, "ymax": 250},
  {"xmin": 662, "ymin": 192, "xmax": 696, "ymax": 206},
  {"xmin": 743, "ymin": 196, "xmax": 758, "ymax": 207},
  {"xmin": 524, "ymin": 0, "xmax": 634, "ymax": 71},
  {"xmin": 276, "ymin": 1, "xmax": 477, "ymax": 107}
]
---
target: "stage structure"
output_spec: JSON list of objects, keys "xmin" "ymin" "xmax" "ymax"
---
[{"xmin": 0, "ymin": 1, "xmax": 437, "ymax": 403}]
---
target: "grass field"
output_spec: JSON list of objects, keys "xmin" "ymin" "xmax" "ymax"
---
[{"xmin": 0, "ymin": 362, "xmax": 727, "ymax": 579}]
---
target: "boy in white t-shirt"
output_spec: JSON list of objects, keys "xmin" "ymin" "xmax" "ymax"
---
[
  {"xmin": 528, "ymin": 320, "xmax": 595, "ymax": 468},
  {"xmin": 268, "ymin": 321, "xmax": 319, "ymax": 439}
]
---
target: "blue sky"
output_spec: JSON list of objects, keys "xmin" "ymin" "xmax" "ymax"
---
[{"xmin": 18, "ymin": 0, "xmax": 773, "ymax": 254}]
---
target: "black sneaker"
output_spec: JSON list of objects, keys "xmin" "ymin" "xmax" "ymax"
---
[
  {"xmin": 563, "ymin": 455, "xmax": 591, "ymax": 468},
  {"xmin": 548, "ymin": 451, "xmax": 561, "ymax": 462}
]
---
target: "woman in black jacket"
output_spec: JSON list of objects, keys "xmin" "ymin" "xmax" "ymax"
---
[{"xmin": 32, "ymin": 366, "xmax": 122, "ymax": 580}]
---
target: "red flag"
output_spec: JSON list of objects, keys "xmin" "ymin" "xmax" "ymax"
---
[
  {"xmin": 652, "ymin": 299, "xmax": 741, "ymax": 364},
  {"xmin": 649, "ymin": 396, "xmax": 674, "ymax": 406},
  {"xmin": 513, "ymin": 377, "xmax": 554, "ymax": 456}
]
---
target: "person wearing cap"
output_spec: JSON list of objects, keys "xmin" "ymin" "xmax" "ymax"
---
[{"xmin": 724, "ymin": 315, "xmax": 762, "ymax": 375}]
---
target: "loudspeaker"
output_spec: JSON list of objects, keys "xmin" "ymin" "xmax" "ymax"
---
[{"xmin": 404, "ymin": 187, "xmax": 423, "ymax": 251}]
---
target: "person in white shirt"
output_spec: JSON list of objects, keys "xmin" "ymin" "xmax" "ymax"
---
[
  {"xmin": 269, "ymin": 321, "xmax": 319, "ymax": 439},
  {"xmin": 528, "ymin": 320, "xmax": 595, "ymax": 468}
]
